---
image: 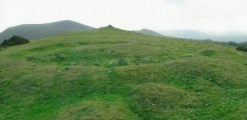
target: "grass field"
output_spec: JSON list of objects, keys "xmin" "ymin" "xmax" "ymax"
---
[{"xmin": 0, "ymin": 26, "xmax": 247, "ymax": 119}]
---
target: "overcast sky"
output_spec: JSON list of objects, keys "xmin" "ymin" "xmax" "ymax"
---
[{"xmin": 1, "ymin": 0, "xmax": 247, "ymax": 33}]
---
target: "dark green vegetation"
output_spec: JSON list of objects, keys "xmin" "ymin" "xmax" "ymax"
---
[
  {"xmin": 236, "ymin": 46, "xmax": 247, "ymax": 52},
  {"xmin": 235, "ymin": 42, "xmax": 247, "ymax": 52},
  {"xmin": 225, "ymin": 41, "xmax": 247, "ymax": 52},
  {"xmin": 0, "ymin": 20, "xmax": 94, "ymax": 43},
  {"xmin": 0, "ymin": 26, "xmax": 247, "ymax": 119},
  {"xmin": 1, "ymin": 35, "xmax": 29, "ymax": 46}
]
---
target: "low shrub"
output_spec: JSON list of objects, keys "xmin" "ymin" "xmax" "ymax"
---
[
  {"xmin": 202, "ymin": 49, "xmax": 215, "ymax": 56},
  {"xmin": 236, "ymin": 46, "xmax": 247, "ymax": 52},
  {"xmin": 1, "ymin": 35, "xmax": 29, "ymax": 46}
]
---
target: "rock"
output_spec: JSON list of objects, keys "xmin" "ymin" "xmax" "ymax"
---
[
  {"xmin": 108, "ymin": 61, "xmax": 115, "ymax": 66},
  {"xmin": 81, "ymin": 62, "xmax": 87, "ymax": 66},
  {"xmin": 106, "ymin": 70, "xmax": 112, "ymax": 73},
  {"xmin": 26, "ymin": 56, "xmax": 37, "ymax": 61},
  {"xmin": 55, "ymin": 53, "xmax": 67, "ymax": 59},
  {"xmin": 143, "ymin": 56, "xmax": 152, "ymax": 62},
  {"xmin": 107, "ymin": 25, "xmax": 113, "ymax": 28},
  {"xmin": 105, "ymin": 49, "xmax": 112, "ymax": 54},
  {"xmin": 118, "ymin": 58, "xmax": 128, "ymax": 66},
  {"xmin": 68, "ymin": 62, "xmax": 77, "ymax": 65}
]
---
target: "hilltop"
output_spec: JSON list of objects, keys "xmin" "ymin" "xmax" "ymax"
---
[
  {"xmin": 0, "ymin": 26, "xmax": 247, "ymax": 119},
  {"xmin": 0, "ymin": 20, "xmax": 94, "ymax": 42}
]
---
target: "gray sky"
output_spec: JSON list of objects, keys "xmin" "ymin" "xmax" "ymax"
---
[{"xmin": 1, "ymin": 0, "xmax": 247, "ymax": 33}]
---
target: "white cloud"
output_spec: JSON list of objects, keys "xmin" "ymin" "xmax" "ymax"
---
[
  {"xmin": 161, "ymin": 0, "xmax": 247, "ymax": 32},
  {"xmin": 0, "ymin": 0, "xmax": 247, "ymax": 32}
]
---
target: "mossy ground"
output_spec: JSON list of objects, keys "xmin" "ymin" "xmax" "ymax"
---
[{"xmin": 0, "ymin": 27, "xmax": 247, "ymax": 119}]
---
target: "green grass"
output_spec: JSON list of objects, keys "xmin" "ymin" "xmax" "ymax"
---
[{"xmin": 0, "ymin": 26, "xmax": 247, "ymax": 119}]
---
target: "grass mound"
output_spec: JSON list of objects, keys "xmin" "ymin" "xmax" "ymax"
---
[
  {"xmin": 55, "ymin": 100, "xmax": 137, "ymax": 120},
  {"xmin": 163, "ymin": 58, "xmax": 247, "ymax": 89},
  {"xmin": 129, "ymin": 83, "xmax": 197, "ymax": 119}
]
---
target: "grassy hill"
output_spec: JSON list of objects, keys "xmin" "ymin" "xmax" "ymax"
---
[
  {"xmin": 0, "ymin": 20, "xmax": 94, "ymax": 43},
  {"xmin": 0, "ymin": 26, "xmax": 247, "ymax": 119}
]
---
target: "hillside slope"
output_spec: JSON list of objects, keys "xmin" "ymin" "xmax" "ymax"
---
[
  {"xmin": 0, "ymin": 26, "xmax": 247, "ymax": 120},
  {"xmin": 0, "ymin": 20, "xmax": 94, "ymax": 42}
]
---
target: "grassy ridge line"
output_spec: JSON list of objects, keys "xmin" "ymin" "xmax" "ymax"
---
[{"xmin": 0, "ymin": 26, "xmax": 247, "ymax": 119}]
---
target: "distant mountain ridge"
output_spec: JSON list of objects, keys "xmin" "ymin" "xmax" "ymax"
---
[
  {"xmin": 157, "ymin": 29, "xmax": 209, "ymax": 39},
  {"xmin": 2, "ymin": 20, "xmax": 247, "ymax": 43},
  {"xmin": 157, "ymin": 29, "xmax": 247, "ymax": 42},
  {"xmin": 134, "ymin": 29, "xmax": 164, "ymax": 37},
  {"xmin": 0, "ymin": 20, "xmax": 94, "ymax": 42}
]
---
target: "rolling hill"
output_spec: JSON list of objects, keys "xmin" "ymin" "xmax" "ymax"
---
[
  {"xmin": 0, "ymin": 20, "xmax": 94, "ymax": 43},
  {"xmin": 0, "ymin": 26, "xmax": 247, "ymax": 119}
]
